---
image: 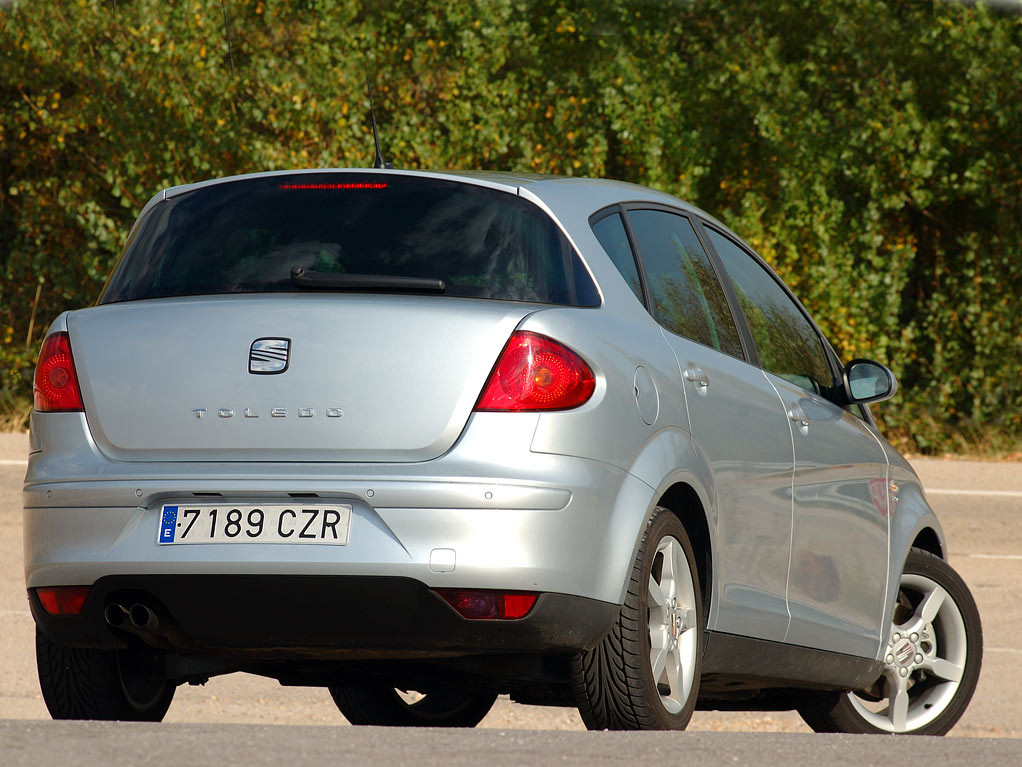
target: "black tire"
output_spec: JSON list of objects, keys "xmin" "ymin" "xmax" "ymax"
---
[
  {"xmin": 570, "ymin": 508, "xmax": 703, "ymax": 730},
  {"xmin": 36, "ymin": 628, "xmax": 175, "ymax": 721},
  {"xmin": 798, "ymin": 548, "xmax": 982, "ymax": 735},
  {"xmin": 328, "ymin": 684, "xmax": 497, "ymax": 727}
]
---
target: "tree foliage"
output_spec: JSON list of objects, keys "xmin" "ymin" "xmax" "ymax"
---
[{"xmin": 1, "ymin": 0, "xmax": 1019, "ymax": 451}]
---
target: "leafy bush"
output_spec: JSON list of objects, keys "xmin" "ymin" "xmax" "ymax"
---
[{"xmin": 1, "ymin": 0, "xmax": 1019, "ymax": 452}]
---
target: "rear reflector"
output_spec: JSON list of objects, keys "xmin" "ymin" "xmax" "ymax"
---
[
  {"xmin": 475, "ymin": 331, "xmax": 595, "ymax": 411},
  {"xmin": 436, "ymin": 589, "xmax": 538, "ymax": 620},
  {"xmin": 36, "ymin": 586, "xmax": 91, "ymax": 616},
  {"xmin": 34, "ymin": 332, "xmax": 84, "ymax": 412}
]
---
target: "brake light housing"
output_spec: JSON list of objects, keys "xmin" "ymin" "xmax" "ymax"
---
[
  {"xmin": 34, "ymin": 331, "xmax": 84, "ymax": 412},
  {"xmin": 475, "ymin": 331, "xmax": 595, "ymax": 411}
]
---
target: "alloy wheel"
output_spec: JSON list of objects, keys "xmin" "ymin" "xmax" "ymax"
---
[
  {"xmin": 647, "ymin": 535, "xmax": 699, "ymax": 714},
  {"xmin": 848, "ymin": 572, "xmax": 968, "ymax": 732}
]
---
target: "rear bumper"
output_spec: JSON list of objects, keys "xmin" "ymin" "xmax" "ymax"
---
[
  {"xmin": 25, "ymin": 411, "xmax": 659, "ymax": 609},
  {"xmin": 30, "ymin": 575, "xmax": 619, "ymax": 656}
]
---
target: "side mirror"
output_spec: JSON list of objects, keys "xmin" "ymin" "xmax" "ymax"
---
[{"xmin": 843, "ymin": 359, "xmax": 898, "ymax": 404}]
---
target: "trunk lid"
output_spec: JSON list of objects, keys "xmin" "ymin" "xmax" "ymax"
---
[{"xmin": 68, "ymin": 294, "xmax": 533, "ymax": 462}]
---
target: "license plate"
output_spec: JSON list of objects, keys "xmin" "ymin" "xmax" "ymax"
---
[{"xmin": 157, "ymin": 504, "xmax": 351, "ymax": 545}]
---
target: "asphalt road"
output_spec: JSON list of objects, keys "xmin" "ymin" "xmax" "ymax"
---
[
  {"xmin": 4, "ymin": 720, "xmax": 1022, "ymax": 767},
  {"xmin": 2, "ymin": 432, "xmax": 1021, "ymax": 763}
]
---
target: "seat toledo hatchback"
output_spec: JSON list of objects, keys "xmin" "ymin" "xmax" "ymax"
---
[{"xmin": 25, "ymin": 169, "xmax": 981, "ymax": 734}]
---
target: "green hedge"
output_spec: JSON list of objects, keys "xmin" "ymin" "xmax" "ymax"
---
[{"xmin": 1, "ymin": 0, "xmax": 1019, "ymax": 451}]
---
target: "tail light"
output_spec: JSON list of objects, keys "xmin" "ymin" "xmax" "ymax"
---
[
  {"xmin": 475, "ymin": 331, "xmax": 595, "ymax": 411},
  {"xmin": 34, "ymin": 331, "xmax": 84, "ymax": 412},
  {"xmin": 436, "ymin": 589, "xmax": 538, "ymax": 620},
  {"xmin": 35, "ymin": 586, "xmax": 91, "ymax": 616}
]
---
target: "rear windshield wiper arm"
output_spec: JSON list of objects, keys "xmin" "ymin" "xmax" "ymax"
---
[{"xmin": 290, "ymin": 266, "xmax": 445, "ymax": 294}]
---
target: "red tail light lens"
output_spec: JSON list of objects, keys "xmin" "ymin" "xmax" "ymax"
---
[
  {"xmin": 475, "ymin": 331, "xmax": 595, "ymax": 411},
  {"xmin": 34, "ymin": 332, "xmax": 84, "ymax": 412},
  {"xmin": 436, "ymin": 589, "xmax": 538, "ymax": 620},
  {"xmin": 36, "ymin": 586, "xmax": 91, "ymax": 616}
]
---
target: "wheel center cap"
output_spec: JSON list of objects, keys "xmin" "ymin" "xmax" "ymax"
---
[{"xmin": 894, "ymin": 641, "xmax": 915, "ymax": 667}]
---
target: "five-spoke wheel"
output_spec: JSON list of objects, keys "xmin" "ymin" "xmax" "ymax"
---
[
  {"xmin": 647, "ymin": 534, "xmax": 700, "ymax": 715},
  {"xmin": 799, "ymin": 548, "xmax": 982, "ymax": 735}
]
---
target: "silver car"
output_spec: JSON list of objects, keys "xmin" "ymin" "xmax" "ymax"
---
[{"xmin": 24, "ymin": 169, "xmax": 981, "ymax": 734}]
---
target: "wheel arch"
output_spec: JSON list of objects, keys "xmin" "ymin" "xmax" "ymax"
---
[
  {"xmin": 880, "ymin": 473, "xmax": 948, "ymax": 657},
  {"xmin": 621, "ymin": 426, "xmax": 717, "ymax": 621},
  {"xmin": 655, "ymin": 482, "xmax": 714, "ymax": 625},
  {"xmin": 911, "ymin": 526, "xmax": 945, "ymax": 560}
]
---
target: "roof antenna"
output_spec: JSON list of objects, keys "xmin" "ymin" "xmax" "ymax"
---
[{"xmin": 364, "ymin": 65, "xmax": 394, "ymax": 170}]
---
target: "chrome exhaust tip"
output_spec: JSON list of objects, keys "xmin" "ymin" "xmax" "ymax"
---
[
  {"xmin": 103, "ymin": 603, "xmax": 128, "ymax": 627},
  {"xmin": 128, "ymin": 603, "xmax": 159, "ymax": 631}
]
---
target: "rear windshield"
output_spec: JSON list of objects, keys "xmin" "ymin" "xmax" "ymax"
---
[{"xmin": 101, "ymin": 173, "xmax": 599, "ymax": 307}]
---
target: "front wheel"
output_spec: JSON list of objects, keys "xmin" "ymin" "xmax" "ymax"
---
[
  {"xmin": 571, "ymin": 508, "xmax": 703, "ymax": 730},
  {"xmin": 328, "ymin": 684, "xmax": 497, "ymax": 727},
  {"xmin": 798, "ymin": 548, "xmax": 982, "ymax": 735},
  {"xmin": 36, "ymin": 628, "xmax": 175, "ymax": 721}
]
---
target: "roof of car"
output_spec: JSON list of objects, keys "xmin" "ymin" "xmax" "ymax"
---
[{"xmin": 147, "ymin": 168, "xmax": 724, "ymax": 235}]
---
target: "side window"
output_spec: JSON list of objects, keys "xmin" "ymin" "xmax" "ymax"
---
[
  {"xmin": 627, "ymin": 209, "xmax": 744, "ymax": 359},
  {"xmin": 705, "ymin": 228, "xmax": 833, "ymax": 394},
  {"xmin": 591, "ymin": 213, "xmax": 644, "ymax": 304}
]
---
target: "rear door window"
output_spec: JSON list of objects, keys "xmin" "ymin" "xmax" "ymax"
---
[
  {"xmin": 626, "ymin": 209, "xmax": 744, "ymax": 359},
  {"xmin": 102, "ymin": 173, "xmax": 599, "ymax": 307}
]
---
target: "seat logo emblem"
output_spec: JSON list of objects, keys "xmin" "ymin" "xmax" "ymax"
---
[{"xmin": 249, "ymin": 338, "xmax": 291, "ymax": 374}]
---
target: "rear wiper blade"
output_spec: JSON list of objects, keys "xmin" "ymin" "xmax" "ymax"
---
[{"xmin": 290, "ymin": 266, "xmax": 445, "ymax": 294}]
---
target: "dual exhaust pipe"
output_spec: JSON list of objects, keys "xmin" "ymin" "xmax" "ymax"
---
[
  {"xmin": 104, "ymin": 602, "xmax": 162, "ymax": 632},
  {"xmin": 104, "ymin": 601, "xmax": 191, "ymax": 649}
]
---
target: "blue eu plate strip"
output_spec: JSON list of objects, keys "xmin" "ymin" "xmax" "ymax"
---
[{"xmin": 159, "ymin": 506, "xmax": 178, "ymax": 543}]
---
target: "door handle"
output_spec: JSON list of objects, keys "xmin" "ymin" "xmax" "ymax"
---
[
  {"xmin": 683, "ymin": 368, "xmax": 709, "ymax": 388},
  {"xmin": 787, "ymin": 406, "xmax": 810, "ymax": 428}
]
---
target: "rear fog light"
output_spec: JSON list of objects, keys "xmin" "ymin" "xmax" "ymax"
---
[
  {"xmin": 35, "ymin": 586, "xmax": 91, "ymax": 616},
  {"xmin": 436, "ymin": 588, "xmax": 538, "ymax": 620}
]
